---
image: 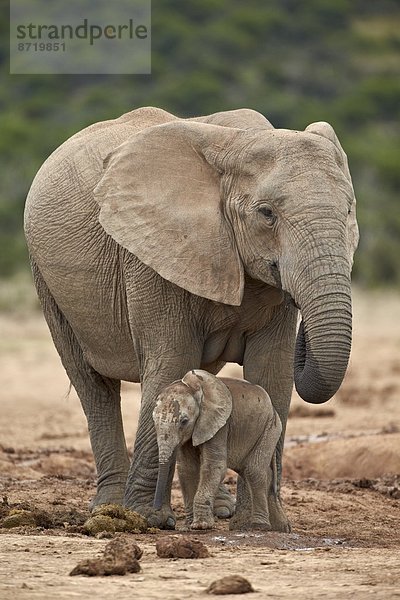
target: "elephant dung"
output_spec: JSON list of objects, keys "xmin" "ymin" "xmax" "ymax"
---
[
  {"xmin": 206, "ymin": 575, "xmax": 254, "ymax": 595},
  {"xmin": 83, "ymin": 504, "xmax": 148, "ymax": 535},
  {"xmin": 103, "ymin": 535, "xmax": 143, "ymax": 561},
  {"xmin": 123, "ymin": 508, "xmax": 148, "ymax": 533},
  {"xmin": 2, "ymin": 509, "xmax": 36, "ymax": 529},
  {"xmin": 156, "ymin": 535, "xmax": 210, "ymax": 559},
  {"xmin": 2, "ymin": 509, "xmax": 37, "ymax": 529},
  {"xmin": 92, "ymin": 504, "xmax": 125, "ymax": 519},
  {"xmin": 83, "ymin": 515, "xmax": 117, "ymax": 535},
  {"xmin": 70, "ymin": 535, "xmax": 142, "ymax": 576},
  {"xmin": 0, "ymin": 504, "xmax": 81, "ymax": 530}
]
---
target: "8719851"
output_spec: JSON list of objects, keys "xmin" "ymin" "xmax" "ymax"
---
[{"xmin": 17, "ymin": 42, "xmax": 66, "ymax": 51}]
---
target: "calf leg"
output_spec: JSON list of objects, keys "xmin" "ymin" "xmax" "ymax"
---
[
  {"xmin": 177, "ymin": 445, "xmax": 200, "ymax": 526},
  {"xmin": 229, "ymin": 475, "xmax": 253, "ymax": 530}
]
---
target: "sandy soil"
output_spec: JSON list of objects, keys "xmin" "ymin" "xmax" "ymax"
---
[{"xmin": 0, "ymin": 288, "xmax": 399, "ymax": 599}]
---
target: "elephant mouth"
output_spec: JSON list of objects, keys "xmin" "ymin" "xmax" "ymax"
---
[
  {"xmin": 268, "ymin": 260, "xmax": 282, "ymax": 287},
  {"xmin": 289, "ymin": 295, "xmax": 300, "ymax": 310}
]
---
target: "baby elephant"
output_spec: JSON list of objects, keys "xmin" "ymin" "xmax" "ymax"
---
[{"xmin": 153, "ymin": 369, "xmax": 288, "ymax": 531}]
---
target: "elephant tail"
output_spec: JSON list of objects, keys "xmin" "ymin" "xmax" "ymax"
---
[{"xmin": 271, "ymin": 450, "xmax": 279, "ymax": 498}]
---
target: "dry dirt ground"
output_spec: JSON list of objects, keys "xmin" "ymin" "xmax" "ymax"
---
[{"xmin": 0, "ymin": 288, "xmax": 399, "ymax": 599}]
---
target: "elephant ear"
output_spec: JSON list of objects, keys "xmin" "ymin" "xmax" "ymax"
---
[
  {"xmin": 305, "ymin": 121, "xmax": 359, "ymax": 258},
  {"xmin": 193, "ymin": 108, "xmax": 274, "ymax": 130},
  {"xmin": 182, "ymin": 370, "xmax": 232, "ymax": 447},
  {"xmin": 305, "ymin": 121, "xmax": 351, "ymax": 180},
  {"xmin": 94, "ymin": 121, "xmax": 244, "ymax": 305}
]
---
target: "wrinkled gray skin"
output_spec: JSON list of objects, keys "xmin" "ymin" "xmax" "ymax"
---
[
  {"xmin": 153, "ymin": 370, "xmax": 287, "ymax": 531},
  {"xmin": 24, "ymin": 107, "xmax": 359, "ymax": 530}
]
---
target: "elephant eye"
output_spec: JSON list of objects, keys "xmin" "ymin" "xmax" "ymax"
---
[
  {"xmin": 258, "ymin": 205, "xmax": 277, "ymax": 225},
  {"xmin": 180, "ymin": 416, "xmax": 189, "ymax": 426}
]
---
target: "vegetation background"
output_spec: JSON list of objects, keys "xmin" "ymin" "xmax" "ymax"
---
[{"xmin": 1, "ymin": 0, "xmax": 399, "ymax": 288}]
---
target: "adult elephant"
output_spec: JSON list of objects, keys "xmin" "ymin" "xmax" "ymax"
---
[{"xmin": 24, "ymin": 107, "xmax": 359, "ymax": 530}]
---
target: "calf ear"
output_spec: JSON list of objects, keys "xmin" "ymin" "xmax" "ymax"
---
[
  {"xmin": 94, "ymin": 121, "xmax": 244, "ymax": 306},
  {"xmin": 183, "ymin": 370, "xmax": 232, "ymax": 447}
]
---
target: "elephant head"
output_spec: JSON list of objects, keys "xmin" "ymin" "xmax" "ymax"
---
[
  {"xmin": 94, "ymin": 116, "xmax": 359, "ymax": 404},
  {"xmin": 152, "ymin": 370, "xmax": 232, "ymax": 510}
]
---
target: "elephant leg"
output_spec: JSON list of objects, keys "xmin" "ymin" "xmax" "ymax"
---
[
  {"xmin": 177, "ymin": 446, "xmax": 200, "ymax": 526},
  {"xmin": 250, "ymin": 431, "xmax": 290, "ymax": 533},
  {"xmin": 244, "ymin": 434, "xmax": 289, "ymax": 531},
  {"xmin": 77, "ymin": 375, "xmax": 129, "ymax": 508},
  {"xmin": 229, "ymin": 475, "xmax": 252, "ymax": 530},
  {"xmin": 191, "ymin": 429, "xmax": 228, "ymax": 530},
  {"xmin": 192, "ymin": 459, "xmax": 226, "ymax": 530},
  {"xmin": 267, "ymin": 449, "xmax": 290, "ymax": 533},
  {"xmin": 267, "ymin": 490, "xmax": 291, "ymax": 533},
  {"xmin": 31, "ymin": 260, "xmax": 130, "ymax": 507},
  {"xmin": 199, "ymin": 362, "xmax": 235, "ymax": 519},
  {"xmin": 244, "ymin": 464, "xmax": 271, "ymax": 530},
  {"xmin": 123, "ymin": 348, "xmax": 202, "ymax": 529},
  {"xmin": 243, "ymin": 295, "xmax": 298, "ymax": 530},
  {"xmin": 214, "ymin": 482, "xmax": 236, "ymax": 518}
]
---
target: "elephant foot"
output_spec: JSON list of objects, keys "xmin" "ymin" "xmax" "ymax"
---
[
  {"xmin": 126, "ymin": 503, "xmax": 176, "ymax": 530},
  {"xmin": 270, "ymin": 516, "xmax": 291, "ymax": 533},
  {"xmin": 191, "ymin": 519, "xmax": 214, "ymax": 530},
  {"xmin": 250, "ymin": 521, "xmax": 272, "ymax": 531},
  {"xmin": 268, "ymin": 495, "xmax": 291, "ymax": 533},
  {"xmin": 89, "ymin": 484, "xmax": 126, "ymax": 511},
  {"xmin": 229, "ymin": 519, "xmax": 249, "ymax": 531},
  {"xmin": 229, "ymin": 520, "xmax": 270, "ymax": 531},
  {"xmin": 229, "ymin": 512, "xmax": 250, "ymax": 531},
  {"xmin": 214, "ymin": 483, "xmax": 235, "ymax": 519}
]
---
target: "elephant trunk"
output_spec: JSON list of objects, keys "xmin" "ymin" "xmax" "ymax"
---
[
  {"xmin": 154, "ymin": 460, "xmax": 173, "ymax": 510},
  {"xmin": 289, "ymin": 252, "xmax": 353, "ymax": 404}
]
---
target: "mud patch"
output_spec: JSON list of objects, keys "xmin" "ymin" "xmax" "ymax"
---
[
  {"xmin": 296, "ymin": 475, "xmax": 400, "ymax": 499},
  {"xmin": 209, "ymin": 530, "xmax": 349, "ymax": 550},
  {"xmin": 0, "ymin": 446, "xmax": 95, "ymax": 480},
  {"xmin": 284, "ymin": 433, "xmax": 400, "ymax": 479}
]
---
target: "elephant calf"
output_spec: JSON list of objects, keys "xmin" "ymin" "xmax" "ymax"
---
[{"xmin": 152, "ymin": 369, "xmax": 288, "ymax": 531}]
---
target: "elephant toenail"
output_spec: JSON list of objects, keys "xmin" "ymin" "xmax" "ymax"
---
[{"xmin": 166, "ymin": 516, "xmax": 176, "ymax": 529}]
